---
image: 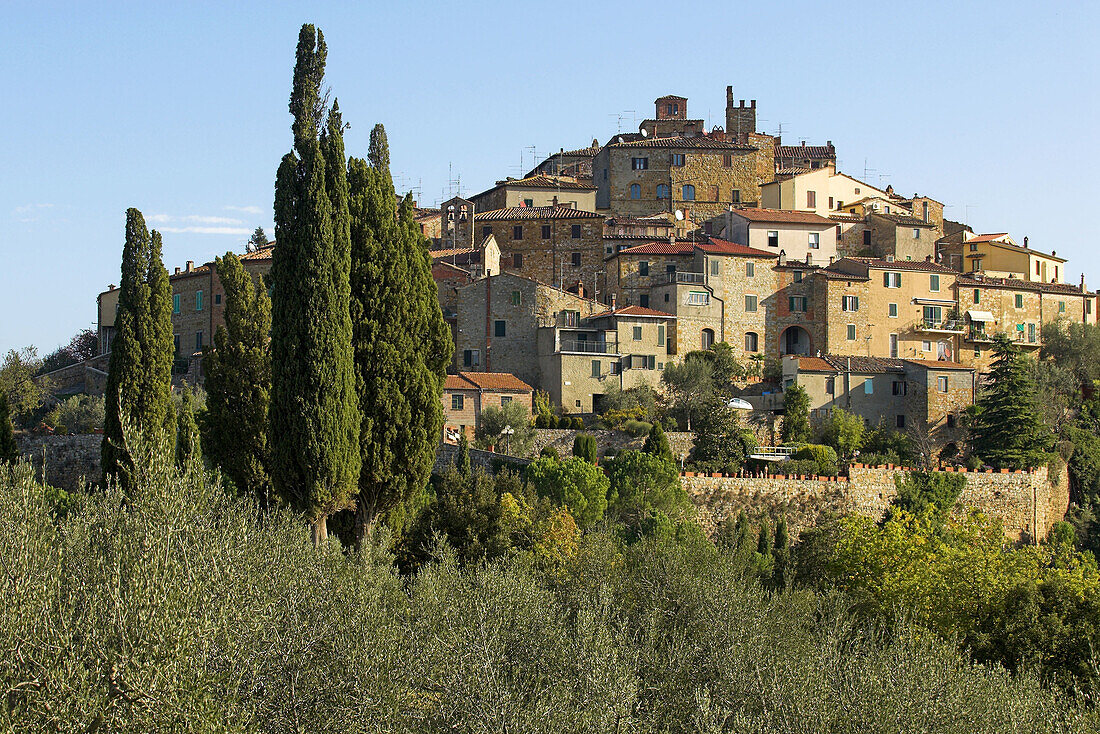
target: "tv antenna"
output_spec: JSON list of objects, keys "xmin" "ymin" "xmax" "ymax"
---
[{"xmin": 608, "ymin": 110, "xmax": 636, "ymax": 133}]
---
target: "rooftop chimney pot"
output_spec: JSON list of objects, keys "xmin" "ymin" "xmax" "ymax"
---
[{"xmin": 185, "ymin": 260, "xmax": 194, "ymax": 272}]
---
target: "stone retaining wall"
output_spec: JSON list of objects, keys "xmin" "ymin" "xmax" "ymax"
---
[
  {"xmin": 530, "ymin": 428, "xmax": 694, "ymax": 461},
  {"xmin": 683, "ymin": 462, "xmax": 1069, "ymax": 544},
  {"xmin": 434, "ymin": 442, "xmax": 531, "ymax": 475},
  {"xmin": 16, "ymin": 434, "xmax": 102, "ymax": 491}
]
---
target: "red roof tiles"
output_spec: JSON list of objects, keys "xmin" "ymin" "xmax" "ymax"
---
[
  {"xmin": 474, "ymin": 205, "xmax": 602, "ymax": 221},
  {"xmin": 731, "ymin": 208, "xmax": 834, "ymax": 226},
  {"xmin": 695, "ymin": 238, "xmax": 777, "ymax": 258},
  {"xmin": 591, "ymin": 305, "xmax": 676, "ymax": 319},
  {"xmin": 445, "ymin": 372, "xmax": 533, "ymax": 392}
]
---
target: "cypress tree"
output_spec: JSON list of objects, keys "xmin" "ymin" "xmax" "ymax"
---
[
  {"xmin": 269, "ymin": 25, "xmax": 360, "ymax": 545},
  {"xmin": 757, "ymin": 519, "xmax": 773, "ymax": 556},
  {"xmin": 642, "ymin": 422, "xmax": 674, "ymax": 462},
  {"xmin": 349, "ymin": 124, "xmax": 452, "ymax": 545},
  {"xmin": 572, "ymin": 433, "xmax": 598, "ymax": 464},
  {"xmin": 970, "ymin": 334, "xmax": 1052, "ymax": 470},
  {"xmin": 774, "ymin": 516, "xmax": 791, "ymax": 588},
  {"xmin": 202, "ymin": 251, "xmax": 272, "ymax": 509},
  {"xmin": 102, "ymin": 209, "xmax": 175, "ymax": 488},
  {"xmin": 0, "ymin": 392, "xmax": 17, "ymax": 464},
  {"xmin": 456, "ymin": 433, "xmax": 472, "ymax": 477},
  {"xmin": 175, "ymin": 387, "xmax": 202, "ymax": 469}
]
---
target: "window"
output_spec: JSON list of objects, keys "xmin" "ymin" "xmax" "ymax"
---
[
  {"xmin": 807, "ymin": 191, "xmax": 816, "ymax": 208},
  {"xmin": 788, "ymin": 296, "xmax": 808, "ymax": 312},
  {"xmin": 173, "ymin": 334, "xmax": 180, "ymax": 355},
  {"xmin": 745, "ymin": 332, "xmax": 759, "ymax": 352},
  {"xmin": 173, "ymin": 293, "xmax": 180, "ymax": 314},
  {"xmin": 688, "ymin": 291, "xmax": 710, "ymax": 306},
  {"xmin": 483, "ymin": 225, "xmax": 492, "ymax": 238},
  {"xmin": 890, "ymin": 333, "xmax": 899, "ymax": 357},
  {"xmin": 808, "ymin": 232, "xmax": 820, "ymax": 249},
  {"xmin": 892, "ymin": 381, "xmax": 907, "ymax": 396},
  {"xmin": 947, "ymin": 413, "xmax": 957, "ymax": 428},
  {"xmin": 913, "ymin": 228, "xmax": 921, "ymax": 239},
  {"xmin": 214, "ymin": 293, "xmax": 221, "ymax": 305},
  {"xmin": 701, "ymin": 329, "xmax": 715, "ymax": 350},
  {"xmin": 512, "ymin": 253, "xmax": 523, "ymax": 269},
  {"xmin": 864, "ymin": 378, "xmax": 873, "ymax": 395},
  {"xmin": 511, "ymin": 290, "xmax": 521, "ymax": 306},
  {"xmin": 1028, "ymin": 323, "xmax": 1037, "ymax": 343},
  {"xmin": 671, "ymin": 153, "xmax": 685, "ymax": 167},
  {"xmin": 847, "ymin": 324, "xmax": 856, "ymax": 340},
  {"xmin": 196, "ymin": 290, "xmax": 204, "ymax": 311},
  {"xmin": 922, "ymin": 340, "xmax": 932, "ymax": 352},
  {"xmin": 731, "ymin": 189, "xmax": 741, "ymax": 204},
  {"xmin": 896, "ymin": 415, "xmax": 905, "ymax": 428},
  {"xmin": 630, "ymin": 183, "xmax": 641, "ymax": 199},
  {"xmin": 722, "ymin": 153, "xmax": 733, "ymax": 167},
  {"xmin": 938, "ymin": 376, "xmax": 949, "ymax": 393},
  {"xmin": 656, "ymin": 184, "xmax": 669, "ymax": 199},
  {"xmin": 681, "ymin": 184, "xmax": 695, "ymax": 201},
  {"xmin": 462, "ymin": 349, "xmax": 481, "ymax": 367},
  {"xmin": 501, "ymin": 395, "xmax": 512, "ymax": 405},
  {"xmin": 923, "ymin": 305, "xmax": 942, "ymax": 326},
  {"xmin": 710, "ymin": 259, "xmax": 719, "ymax": 276},
  {"xmin": 883, "ymin": 272, "xmax": 902, "ymax": 288},
  {"xmin": 522, "ymin": 198, "xmax": 533, "ymax": 208},
  {"xmin": 746, "ymin": 262, "xmax": 755, "ymax": 277},
  {"xmin": 767, "ymin": 230, "xmax": 779, "ymax": 247},
  {"xmin": 969, "ymin": 243, "xmax": 979, "ymax": 252},
  {"xmin": 631, "ymin": 157, "xmax": 649, "ymax": 170},
  {"xmin": 195, "ymin": 331, "xmax": 203, "ymax": 350},
  {"xmin": 863, "ymin": 230, "xmax": 871, "ymax": 246},
  {"xmin": 922, "ymin": 202, "xmax": 929, "ymax": 222},
  {"xmin": 571, "ymin": 252, "xmax": 581, "ymax": 267},
  {"xmin": 494, "ymin": 320, "xmax": 506, "ymax": 337},
  {"xmin": 1015, "ymin": 293, "xmax": 1024, "ymax": 308},
  {"xmin": 563, "ymin": 310, "xmax": 579, "ymax": 327},
  {"xmin": 633, "ymin": 326, "xmax": 643, "ymax": 341},
  {"xmin": 842, "ymin": 295, "xmax": 859, "ymax": 312},
  {"xmin": 591, "ymin": 360, "xmax": 602, "ymax": 377},
  {"xmin": 829, "ymin": 196, "xmax": 834, "ymax": 209},
  {"xmin": 664, "ymin": 293, "xmax": 670, "ymax": 302},
  {"xmin": 657, "ymin": 324, "xmax": 666, "ymax": 346},
  {"xmin": 889, "ymin": 303, "xmax": 898, "ymax": 318},
  {"xmin": 793, "ymin": 270, "xmax": 803, "ymax": 283},
  {"xmin": 451, "ymin": 394, "xmax": 464, "ymax": 410},
  {"xmin": 540, "ymin": 225, "xmax": 551, "ymax": 239},
  {"xmin": 929, "ymin": 274, "xmax": 940, "ymax": 292},
  {"xmin": 1036, "ymin": 261, "xmax": 1041, "ymax": 276},
  {"xmin": 1059, "ymin": 301, "xmax": 1066, "ymax": 313},
  {"xmin": 570, "ymin": 224, "xmax": 581, "ymax": 239},
  {"xmin": 666, "ymin": 263, "xmax": 676, "ymax": 275},
  {"xmin": 825, "ymin": 377, "xmax": 835, "ymax": 394},
  {"xmin": 973, "ymin": 288, "xmax": 980, "ymax": 304},
  {"xmin": 639, "ymin": 294, "xmax": 649, "ymax": 308},
  {"xmin": 609, "ymin": 361, "xmax": 620, "ymax": 375},
  {"xmin": 854, "ymin": 187, "xmax": 861, "ymax": 194},
  {"xmin": 513, "ymin": 225, "xmax": 523, "ymax": 240},
  {"xmin": 639, "ymin": 261, "xmax": 649, "ymax": 276},
  {"xmin": 745, "ymin": 295, "xmax": 758, "ymax": 312}
]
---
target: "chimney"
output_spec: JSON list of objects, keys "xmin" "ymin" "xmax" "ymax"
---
[
  {"xmin": 108, "ymin": 284, "xmax": 116, "ymax": 291},
  {"xmin": 801, "ymin": 140, "xmax": 806, "ymax": 147},
  {"xmin": 778, "ymin": 249, "xmax": 787, "ymax": 266},
  {"xmin": 827, "ymin": 140, "xmax": 833, "ymax": 148},
  {"xmin": 726, "ymin": 85, "xmax": 733, "ymax": 106},
  {"xmin": 750, "ymin": 100, "xmax": 756, "ymax": 108},
  {"xmin": 174, "ymin": 267, "xmax": 181, "ymax": 275},
  {"xmin": 611, "ymin": 292, "xmax": 617, "ymax": 309},
  {"xmin": 186, "ymin": 260, "xmax": 194, "ymax": 273},
  {"xmin": 1023, "ymin": 236, "xmax": 1028, "ymax": 249},
  {"xmin": 925, "ymin": 255, "xmax": 933, "ymax": 263}
]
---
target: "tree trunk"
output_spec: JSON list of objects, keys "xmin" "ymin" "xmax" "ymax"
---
[
  {"xmin": 353, "ymin": 491, "xmax": 377, "ymax": 553},
  {"xmin": 311, "ymin": 515, "xmax": 328, "ymax": 547}
]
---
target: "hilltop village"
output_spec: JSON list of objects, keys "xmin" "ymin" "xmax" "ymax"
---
[{"xmin": 94, "ymin": 86, "xmax": 1097, "ymax": 458}]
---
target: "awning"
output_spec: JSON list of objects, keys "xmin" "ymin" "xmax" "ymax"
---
[
  {"xmin": 966, "ymin": 310, "xmax": 995, "ymax": 322},
  {"xmin": 727, "ymin": 397, "xmax": 754, "ymax": 410},
  {"xmin": 913, "ymin": 298, "xmax": 956, "ymax": 306}
]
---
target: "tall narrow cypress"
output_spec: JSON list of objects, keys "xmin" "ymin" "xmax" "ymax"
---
[
  {"xmin": 0, "ymin": 392, "xmax": 17, "ymax": 464},
  {"xmin": 102, "ymin": 208, "xmax": 174, "ymax": 488},
  {"xmin": 269, "ymin": 25, "xmax": 360, "ymax": 545},
  {"xmin": 350, "ymin": 124, "xmax": 452, "ymax": 544}
]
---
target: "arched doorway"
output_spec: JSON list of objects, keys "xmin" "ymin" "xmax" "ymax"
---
[
  {"xmin": 781, "ymin": 326, "xmax": 811, "ymax": 356},
  {"xmin": 701, "ymin": 328, "xmax": 715, "ymax": 350}
]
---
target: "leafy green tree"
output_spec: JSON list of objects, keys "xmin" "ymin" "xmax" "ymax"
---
[
  {"xmin": 0, "ymin": 392, "xmax": 17, "ymax": 463},
  {"xmin": 247, "ymin": 226, "xmax": 269, "ymax": 251},
  {"xmin": 202, "ymin": 252, "xmax": 272, "ymax": 509},
  {"xmin": 970, "ymin": 334, "xmax": 1052, "ymax": 470},
  {"xmin": 572, "ymin": 433, "xmax": 598, "ymax": 464},
  {"xmin": 605, "ymin": 450, "xmax": 687, "ymax": 525},
  {"xmin": 688, "ymin": 400, "xmax": 753, "ymax": 474},
  {"xmin": 781, "ymin": 383, "xmax": 811, "ymax": 443},
  {"xmin": 102, "ymin": 209, "xmax": 175, "ymax": 488},
  {"xmin": 0, "ymin": 347, "xmax": 49, "ymax": 423},
  {"xmin": 269, "ymin": 25, "xmax": 361, "ymax": 544},
  {"xmin": 642, "ymin": 422, "xmax": 674, "ymax": 462},
  {"xmin": 349, "ymin": 124, "xmax": 452, "ymax": 546},
  {"xmin": 661, "ymin": 355, "xmax": 715, "ymax": 431},
  {"xmin": 44, "ymin": 395, "xmax": 104, "ymax": 435},
  {"xmin": 818, "ymin": 407, "xmax": 865, "ymax": 458},
  {"xmin": 474, "ymin": 401, "xmax": 535, "ymax": 456},
  {"xmin": 792, "ymin": 444, "xmax": 839, "ymax": 475},
  {"xmin": 175, "ymin": 387, "xmax": 202, "ymax": 469},
  {"xmin": 40, "ymin": 329, "xmax": 99, "ymax": 374},
  {"xmin": 527, "ymin": 455, "xmax": 610, "ymax": 528},
  {"xmin": 888, "ymin": 470, "xmax": 966, "ymax": 527}
]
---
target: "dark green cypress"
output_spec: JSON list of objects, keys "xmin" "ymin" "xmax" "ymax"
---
[
  {"xmin": 970, "ymin": 334, "xmax": 1052, "ymax": 470},
  {"xmin": 0, "ymin": 392, "xmax": 17, "ymax": 463},
  {"xmin": 572, "ymin": 433, "xmax": 598, "ymax": 464},
  {"xmin": 350, "ymin": 124, "xmax": 452, "ymax": 545},
  {"xmin": 102, "ymin": 209, "xmax": 174, "ymax": 488},
  {"xmin": 642, "ymin": 422, "xmax": 674, "ymax": 462},
  {"xmin": 269, "ymin": 25, "xmax": 360, "ymax": 545},
  {"xmin": 175, "ymin": 387, "xmax": 202, "ymax": 469},
  {"xmin": 202, "ymin": 252, "xmax": 272, "ymax": 508},
  {"xmin": 456, "ymin": 433, "xmax": 472, "ymax": 477}
]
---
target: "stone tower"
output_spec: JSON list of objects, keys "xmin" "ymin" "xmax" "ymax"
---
[{"xmin": 725, "ymin": 86, "xmax": 757, "ymax": 141}]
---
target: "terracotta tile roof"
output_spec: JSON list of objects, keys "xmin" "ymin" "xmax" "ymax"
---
[
  {"xmin": 609, "ymin": 240, "xmax": 697, "ymax": 256},
  {"xmin": 957, "ymin": 275, "xmax": 1091, "ymax": 296},
  {"xmin": 871, "ymin": 212, "xmax": 935, "ymax": 228},
  {"xmin": 445, "ymin": 371, "xmax": 533, "ymax": 392},
  {"xmin": 656, "ymin": 94, "xmax": 687, "ymax": 101},
  {"xmin": 474, "ymin": 175, "xmax": 596, "ymax": 198},
  {"xmin": 828, "ymin": 213, "xmax": 865, "ymax": 223},
  {"xmin": 967, "ymin": 237, "xmax": 1066, "ymax": 262},
  {"xmin": 695, "ymin": 237, "xmax": 777, "ymax": 258},
  {"xmin": 430, "ymin": 247, "xmax": 477, "ymax": 260},
  {"xmin": 240, "ymin": 244, "xmax": 275, "ymax": 261},
  {"xmin": 796, "ymin": 355, "xmax": 907, "ymax": 374},
  {"xmin": 414, "ymin": 208, "xmax": 442, "ymax": 219},
  {"xmin": 840, "ymin": 257, "xmax": 957, "ymax": 273},
  {"xmin": 904, "ymin": 358, "xmax": 973, "ymax": 371},
  {"xmin": 474, "ymin": 205, "xmax": 602, "ymax": 221},
  {"xmin": 731, "ymin": 208, "xmax": 834, "ymax": 226},
  {"xmin": 591, "ymin": 305, "xmax": 676, "ymax": 319},
  {"xmin": 964, "ymin": 233, "xmax": 1008, "ymax": 244},
  {"xmin": 775, "ymin": 166, "xmax": 810, "ymax": 175},
  {"xmin": 775, "ymin": 144, "xmax": 835, "ymax": 159},
  {"xmin": 609, "ymin": 135, "xmax": 757, "ymax": 151}
]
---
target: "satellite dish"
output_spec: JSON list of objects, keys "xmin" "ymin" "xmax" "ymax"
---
[
  {"xmin": 617, "ymin": 136, "xmax": 625, "ymax": 144},
  {"xmin": 640, "ymin": 128, "xmax": 648, "ymax": 137},
  {"xmin": 674, "ymin": 210, "xmax": 684, "ymax": 221}
]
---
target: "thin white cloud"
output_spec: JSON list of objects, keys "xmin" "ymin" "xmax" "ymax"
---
[
  {"xmin": 12, "ymin": 203, "xmax": 54, "ymax": 216},
  {"xmin": 149, "ymin": 214, "xmax": 244, "ymax": 226},
  {"xmin": 224, "ymin": 205, "xmax": 263, "ymax": 215},
  {"xmin": 158, "ymin": 226, "xmax": 252, "ymax": 235}
]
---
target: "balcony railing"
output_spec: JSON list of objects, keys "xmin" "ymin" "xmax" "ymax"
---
[
  {"xmin": 920, "ymin": 318, "xmax": 963, "ymax": 333},
  {"xmin": 560, "ymin": 340, "xmax": 616, "ymax": 354},
  {"xmin": 967, "ymin": 329, "xmax": 992, "ymax": 343},
  {"xmin": 665, "ymin": 271, "xmax": 705, "ymax": 284}
]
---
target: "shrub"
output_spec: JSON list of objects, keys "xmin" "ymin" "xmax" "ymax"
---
[
  {"xmin": 535, "ymin": 413, "xmax": 551, "ymax": 429},
  {"xmin": 769, "ymin": 459, "xmax": 821, "ymax": 477},
  {"xmin": 622, "ymin": 419, "xmax": 653, "ymax": 437},
  {"xmin": 793, "ymin": 444, "xmax": 838, "ymax": 476},
  {"xmin": 43, "ymin": 394, "xmax": 105, "ymax": 434},
  {"xmin": 571, "ymin": 416, "xmax": 585, "ymax": 430},
  {"xmin": 539, "ymin": 445, "xmax": 559, "ymax": 460},
  {"xmin": 572, "ymin": 433, "xmax": 598, "ymax": 464}
]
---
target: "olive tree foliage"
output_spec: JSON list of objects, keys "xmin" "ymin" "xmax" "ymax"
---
[
  {"xmin": 0, "ymin": 347, "xmax": 50, "ymax": 423},
  {"xmin": 473, "ymin": 400, "xmax": 534, "ymax": 455},
  {"xmin": 0, "ymin": 438, "xmax": 1090, "ymax": 731}
]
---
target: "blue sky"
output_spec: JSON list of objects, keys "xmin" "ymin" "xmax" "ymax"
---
[{"xmin": 2, "ymin": 1, "xmax": 1098, "ymax": 356}]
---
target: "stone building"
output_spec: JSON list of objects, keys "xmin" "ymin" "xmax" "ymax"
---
[
  {"xmin": 470, "ymin": 174, "xmax": 596, "ymax": 213},
  {"xmin": 637, "ymin": 94, "xmax": 706, "ymax": 139},
  {"xmin": 761, "ymin": 165, "xmax": 888, "ymax": 216},
  {"xmin": 774, "ymin": 140, "xmax": 836, "ymax": 172},
  {"xmin": 442, "ymin": 371, "xmax": 533, "ymax": 443},
  {"xmin": 526, "ymin": 140, "xmax": 602, "ymax": 180},
  {"xmin": 439, "ymin": 196, "xmax": 477, "ymax": 250},
  {"xmin": 473, "ymin": 205, "xmax": 605, "ymax": 296},
  {"xmin": 601, "ymin": 214, "xmax": 676, "ymax": 255},
  {"xmin": 717, "ymin": 208, "xmax": 838, "ymax": 266},
  {"xmin": 783, "ymin": 354, "xmax": 975, "ymax": 454},
  {"xmin": 939, "ymin": 232, "xmax": 1066, "ymax": 283},
  {"xmin": 867, "ymin": 212, "xmax": 938, "ymax": 262}
]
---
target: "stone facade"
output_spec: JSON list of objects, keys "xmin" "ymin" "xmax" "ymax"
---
[
  {"xmin": 868, "ymin": 213, "xmax": 938, "ymax": 262},
  {"xmin": 684, "ymin": 462, "xmax": 1068, "ymax": 544},
  {"xmin": 442, "ymin": 372, "xmax": 534, "ymax": 443},
  {"xmin": 17, "ymin": 434, "xmax": 102, "ymax": 491},
  {"xmin": 470, "ymin": 175, "xmax": 596, "ymax": 213}
]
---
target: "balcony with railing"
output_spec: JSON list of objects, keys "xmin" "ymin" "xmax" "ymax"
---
[
  {"xmin": 664, "ymin": 271, "xmax": 706, "ymax": 285},
  {"xmin": 966, "ymin": 327, "xmax": 993, "ymax": 343},
  {"xmin": 918, "ymin": 317, "xmax": 964, "ymax": 333},
  {"xmin": 560, "ymin": 339, "xmax": 617, "ymax": 354}
]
